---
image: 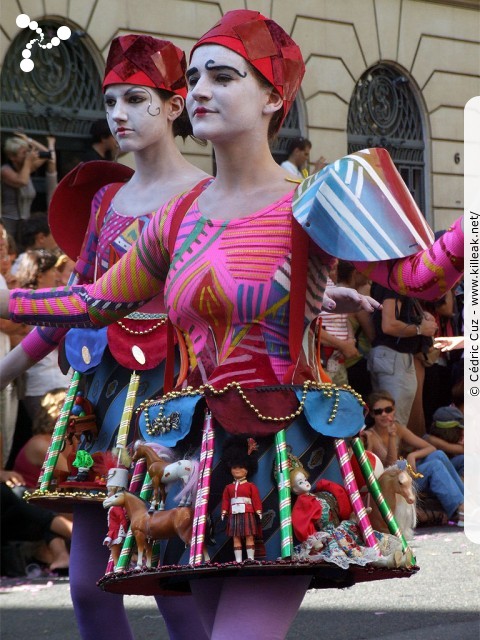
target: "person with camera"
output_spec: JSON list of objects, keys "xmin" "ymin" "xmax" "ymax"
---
[{"xmin": 1, "ymin": 133, "xmax": 56, "ymax": 248}]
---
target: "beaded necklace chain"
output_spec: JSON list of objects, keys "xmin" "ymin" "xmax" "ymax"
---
[{"xmin": 137, "ymin": 380, "xmax": 365, "ymax": 437}]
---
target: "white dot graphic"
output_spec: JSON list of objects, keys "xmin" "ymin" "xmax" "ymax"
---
[
  {"xmin": 51, "ymin": 37, "xmax": 60, "ymax": 46},
  {"xmin": 20, "ymin": 59, "xmax": 34, "ymax": 72},
  {"xmin": 22, "ymin": 49, "xmax": 31, "ymax": 58},
  {"xmin": 16, "ymin": 14, "xmax": 30, "ymax": 29},
  {"xmin": 29, "ymin": 21, "xmax": 38, "ymax": 30},
  {"xmin": 26, "ymin": 43, "xmax": 32, "ymax": 49},
  {"xmin": 57, "ymin": 26, "xmax": 71, "ymax": 40}
]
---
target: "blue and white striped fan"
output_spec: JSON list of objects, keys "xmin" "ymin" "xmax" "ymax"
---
[{"xmin": 293, "ymin": 148, "xmax": 434, "ymax": 261}]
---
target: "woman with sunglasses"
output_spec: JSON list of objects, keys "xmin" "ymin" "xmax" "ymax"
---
[
  {"xmin": 0, "ymin": 10, "xmax": 465, "ymax": 639},
  {"xmin": 365, "ymin": 390, "xmax": 464, "ymax": 526}
]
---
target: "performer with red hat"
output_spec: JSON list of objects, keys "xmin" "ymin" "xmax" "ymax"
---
[
  {"xmin": 0, "ymin": 33, "xmax": 208, "ymax": 640},
  {"xmin": 0, "ymin": 10, "xmax": 464, "ymax": 639}
]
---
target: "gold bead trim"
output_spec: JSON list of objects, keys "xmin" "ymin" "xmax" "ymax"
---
[
  {"xmin": 136, "ymin": 381, "xmax": 365, "ymax": 429},
  {"xmin": 116, "ymin": 317, "xmax": 167, "ymax": 335}
]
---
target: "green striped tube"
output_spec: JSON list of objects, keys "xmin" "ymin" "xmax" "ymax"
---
[
  {"xmin": 351, "ymin": 437, "xmax": 414, "ymax": 560},
  {"xmin": 274, "ymin": 430, "xmax": 293, "ymax": 558},
  {"xmin": 39, "ymin": 370, "xmax": 81, "ymax": 491}
]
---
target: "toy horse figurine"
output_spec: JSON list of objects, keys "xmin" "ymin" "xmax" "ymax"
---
[
  {"xmin": 103, "ymin": 490, "xmax": 195, "ymax": 569},
  {"xmin": 131, "ymin": 441, "xmax": 199, "ymax": 510},
  {"xmin": 368, "ymin": 463, "xmax": 417, "ymax": 539}
]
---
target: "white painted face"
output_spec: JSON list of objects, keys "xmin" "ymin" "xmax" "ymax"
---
[
  {"xmin": 291, "ymin": 472, "xmax": 311, "ymax": 495},
  {"xmin": 103, "ymin": 84, "xmax": 171, "ymax": 153},
  {"xmin": 186, "ymin": 44, "xmax": 273, "ymax": 143}
]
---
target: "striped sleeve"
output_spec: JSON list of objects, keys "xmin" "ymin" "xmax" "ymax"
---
[
  {"xmin": 353, "ymin": 217, "xmax": 464, "ymax": 300},
  {"xmin": 9, "ymin": 203, "xmax": 171, "ymax": 327}
]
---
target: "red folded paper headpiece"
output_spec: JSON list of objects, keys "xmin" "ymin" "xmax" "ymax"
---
[
  {"xmin": 103, "ymin": 34, "xmax": 187, "ymax": 98},
  {"xmin": 191, "ymin": 10, "xmax": 304, "ymax": 129}
]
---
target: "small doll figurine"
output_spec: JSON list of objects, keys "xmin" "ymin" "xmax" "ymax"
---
[
  {"xmin": 103, "ymin": 452, "xmax": 131, "ymax": 566},
  {"xmin": 221, "ymin": 437, "xmax": 263, "ymax": 563},
  {"xmin": 289, "ymin": 462, "xmax": 379, "ymax": 568},
  {"xmin": 290, "ymin": 466, "xmax": 352, "ymax": 544}
]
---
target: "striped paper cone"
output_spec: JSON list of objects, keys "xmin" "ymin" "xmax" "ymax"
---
[
  {"xmin": 274, "ymin": 430, "xmax": 293, "ymax": 558},
  {"xmin": 190, "ymin": 411, "xmax": 215, "ymax": 565},
  {"xmin": 351, "ymin": 437, "xmax": 413, "ymax": 559},
  {"xmin": 334, "ymin": 438, "xmax": 379, "ymax": 551},
  {"xmin": 39, "ymin": 370, "xmax": 81, "ymax": 491}
]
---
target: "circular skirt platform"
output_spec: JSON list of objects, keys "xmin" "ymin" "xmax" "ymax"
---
[
  {"xmin": 98, "ymin": 560, "xmax": 419, "ymax": 596},
  {"xmin": 26, "ymin": 488, "xmax": 107, "ymax": 512}
]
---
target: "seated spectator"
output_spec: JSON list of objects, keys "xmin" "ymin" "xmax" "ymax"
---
[
  {"xmin": 363, "ymin": 390, "xmax": 464, "ymax": 527},
  {"xmin": 425, "ymin": 406, "xmax": 464, "ymax": 478},
  {"xmin": 14, "ymin": 388, "xmax": 73, "ymax": 488},
  {"xmin": 0, "ymin": 434, "xmax": 71, "ymax": 575}
]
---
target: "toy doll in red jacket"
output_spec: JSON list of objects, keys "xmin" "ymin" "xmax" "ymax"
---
[{"xmin": 221, "ymin": 437, "xmax": 263, "ymax": 563}]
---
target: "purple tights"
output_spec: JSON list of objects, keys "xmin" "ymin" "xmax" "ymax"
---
[
  {"xmin": 70, "ymin": 504, "xmax": 208, "ymax": 640},
  {"xmin": 190, "ymin": 575, "xmax": 311, "ymax": 639}
]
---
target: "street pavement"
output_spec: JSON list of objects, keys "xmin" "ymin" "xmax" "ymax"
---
[{"xmin": 1, "ymin": 525, "xmax": 478, "ymax": 639}]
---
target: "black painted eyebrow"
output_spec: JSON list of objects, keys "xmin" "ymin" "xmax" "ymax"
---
[
  {"xmin": 205, "ymin": 60, "xmax": 247, "ymax": 77},
  {"xmin": 104, "ymin": 86, "xmax": 149, "ymax": 99},
  {"xmin": 186, "ymin": 67, "xmax": 199, "ymax": 80}
]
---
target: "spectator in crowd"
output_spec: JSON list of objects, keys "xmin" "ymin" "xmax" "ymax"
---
[
  {"xmin": 0, "ymin": 433, "xmax": 71, "ymax": 576},
  {"xmin": 15, "ymin": 249, "xmax": 70, "ymax": 422},
  {"xmin": 82, "ymin": 119, "xmax": 118, "ymax": 162},
  {"xmin": 319, "ymin": 261, "xmax": 359, "ymax": 386},
  {"xmin": 425, "ymin": 405, "xmax": 464, "ymax": 478},
  {"xmin": 364, "ymin": 390, "xmax": 464, "ymax": 527},
  {"xmin": 1, "ymin": 134, "xmax": 56, "ymax": 246},
  {"xmin": 10, "ymin": 215, "xmax": 59, "ymax": 276},
  {"xmin": 0, "ymin": 222, "xmax": 29, "ymax": 466},
  {"xmin": 368, "ymin": 283, "xmax": 437, "ymax": 432},
  {"xmin": 337, "ymin": 260, "xmax": 374, "ymax": 400},
  {"xmin": 280, "ymin": 136, "xmax": 327, "ymax": 178}
]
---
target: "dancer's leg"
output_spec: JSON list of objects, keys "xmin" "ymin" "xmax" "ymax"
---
[
  {"xmin": 154, "ymin": 594, "xmax": 210, "ymax": 640},
  {"xmin": 192, "ymin": 575, "xmax": 310, "ymax": 640},
  {"xmin": 190, "ymin": 577, "xmax": 224, "ymax": 637},
  {"xmin": 70, "ymin": 504, "xmax": 134, "ymax": 640}
]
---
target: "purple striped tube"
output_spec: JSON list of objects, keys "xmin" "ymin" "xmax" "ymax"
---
[
  {"xmin": 189, "ymin": 411, "xmax": 215, "ymax": 565},
  {"xmin": 334, "ymin": 438, "xmax": 380, "ymax": 551}
]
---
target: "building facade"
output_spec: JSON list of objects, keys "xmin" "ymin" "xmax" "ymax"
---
[{"xmin": 1, "ymin": 0, "xmax": 479, "ymax": 228}]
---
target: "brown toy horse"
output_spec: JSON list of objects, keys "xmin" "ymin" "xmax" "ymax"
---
[
  {"xmin": 131, "ymin": 441, "xmax": 198, "ymax": 511},
  {"xmin": 103, "ymin": 490, "xmax": 194, "ymax": 569}
]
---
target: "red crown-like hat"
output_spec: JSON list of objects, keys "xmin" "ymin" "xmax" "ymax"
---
[
  {"xmin": 191, "ymin": 10, "xmax": 304, "ymax": 129},
  {"xmin": 103, "ymin": 34, "xmax": 187, "ymax": 98}
]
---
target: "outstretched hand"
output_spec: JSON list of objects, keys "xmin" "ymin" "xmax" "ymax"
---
[
  {"xmin": 323, "ymin": 287, "xmax": 382, "ymax": 314},
  {"xmin": 434, "ymin": 336, "xmax": 464, "ymax": 352}
]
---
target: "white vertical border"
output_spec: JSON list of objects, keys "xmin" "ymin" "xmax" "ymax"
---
[{"xmin": 464, "ymin": 97, "xmax": 480, "ymax": 544}]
